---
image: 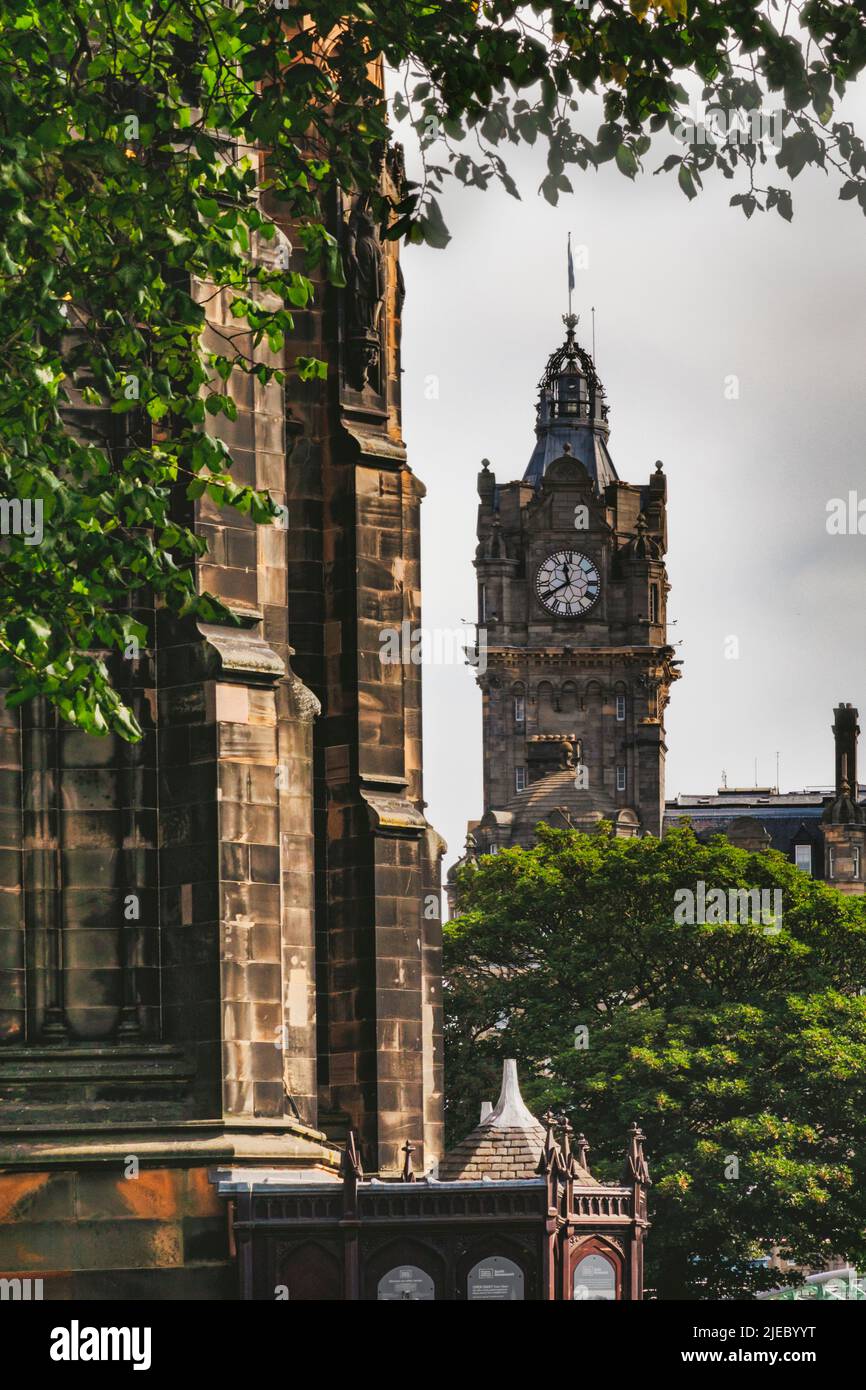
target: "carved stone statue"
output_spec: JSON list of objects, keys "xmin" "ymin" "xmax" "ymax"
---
[{"xmin": 346, "ymin": 205, "xmax": 386, "ymax": 390}]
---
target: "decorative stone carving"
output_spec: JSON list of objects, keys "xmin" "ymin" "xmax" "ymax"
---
[
  {"xmin": 284, "ymin": 668, "xmax": 321, "ymax": 724},
  {"xmin": 345, "ymin": 204, "xmax": 385, "ymax": 391}
]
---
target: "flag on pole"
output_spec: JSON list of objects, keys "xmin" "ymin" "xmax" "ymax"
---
[{"xmin": 567, "ymin": 232, "xmax": 575, "ymax": 295}]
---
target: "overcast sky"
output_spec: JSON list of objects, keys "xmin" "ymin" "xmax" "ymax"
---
[{"xmin": 393, "ymin": 77, "xmax": 866, "ymax": 870}]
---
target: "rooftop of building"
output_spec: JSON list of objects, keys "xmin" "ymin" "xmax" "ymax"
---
[
  {"xmin": 523, "ymin": 314, "xmax": 618, "ymax": 493},
  {"xmin": 437, "ymin": 1058, "xmax": 603, "ymax": 1186},
  {"xmin": 666, "ymin": 787, "xmax": 842, "ymax": 814}
]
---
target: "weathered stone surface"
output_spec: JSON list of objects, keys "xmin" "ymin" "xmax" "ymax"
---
[{"xmin": 0, "ymin": 123, "xmax": 442, "ymax": 1305}]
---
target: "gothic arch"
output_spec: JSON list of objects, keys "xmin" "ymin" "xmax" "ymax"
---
[
  {"xmin": 457, "ymin": 1233, "xmax": 536, "ymax": 1301},
  {"xmin": 568, "ymin": 1234, "xmax": 624, "ymax": 1302},
  {"xmin": 363, "ymin": 1235, "xmax": 445, "ymax": 1301},
  {"xmin": 274, "ymin": 1240, "xmax": 342, "ymax": 1301}
]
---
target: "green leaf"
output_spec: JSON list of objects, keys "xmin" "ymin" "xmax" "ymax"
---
[
  {"xmin": 615, "ymin": 144, "xmax": 639, "ymax": 179},
  {"xmin": 678, "ymin": 164, "xmax": 697, "ymax": 199}
]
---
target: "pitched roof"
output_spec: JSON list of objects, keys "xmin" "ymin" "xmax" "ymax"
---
[{"xmin": 437, "ymin": 1059, "xmax": 595, "ymax": 1185}]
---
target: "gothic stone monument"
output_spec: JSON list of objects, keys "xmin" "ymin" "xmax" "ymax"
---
[{"xmin": 0, "ymin": 126, "xmax": 443, "ymax": 1297}]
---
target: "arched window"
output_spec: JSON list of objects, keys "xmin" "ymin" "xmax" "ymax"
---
[{"xmin": 573, "ymin": 1252, "xmax": 617, "ymax": 1301}]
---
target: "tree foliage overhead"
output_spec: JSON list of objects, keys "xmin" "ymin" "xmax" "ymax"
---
[
  {"xmin": 395, "ymin": 0, "xmax": 866, "ymax": 225},
  {"xmin": 444, "ymin": 824, "xmax": 866, "ymax": 1299},
  {"xmin": 2, "ymin": 1, "xmax": 865, "ymax": 736}
]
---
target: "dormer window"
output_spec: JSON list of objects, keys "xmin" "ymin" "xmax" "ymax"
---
[{"xmin": 794, "ymin": 844, "xmax": 812, "ymax": 875}]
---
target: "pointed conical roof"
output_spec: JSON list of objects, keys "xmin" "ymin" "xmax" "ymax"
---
[{"xmin": 437, "ymin": 1060, "xmax": 595, "ymax": 1183}]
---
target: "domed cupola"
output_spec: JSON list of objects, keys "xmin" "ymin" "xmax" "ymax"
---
[{"xmin": 524, "ymin": 313, "xmax": 618, "ymax": 493}]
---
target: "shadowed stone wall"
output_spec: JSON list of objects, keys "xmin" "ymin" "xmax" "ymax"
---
[{"xmin": 0, "ymin": 139, "xmax": 443, "ymax": 1294}]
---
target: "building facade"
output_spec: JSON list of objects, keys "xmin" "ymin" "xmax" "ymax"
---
[
  {"xmin": 221, "ymin": 1061, "xmax": 649, "ymax": 1301},
  {"xmin": 0, "ymin": 134, "xmax": 444, "ymax": 1297},
  {"xmin": 665, "ymin": 703, "xmax": 866, "ymax": 894},
  {"xmin": 452, "ymin": 314, "xmax": 680, "ymax": 885}
]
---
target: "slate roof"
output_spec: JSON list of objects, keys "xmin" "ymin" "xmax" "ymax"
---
[
  {"xmin": 438, "ymin": 1059, "xmax": 595, "ymax": 1185},
  {"xmin": 524, "ymin": 419, "xmax": 617, "ymax": 492},
  {"xmin": 663, "ymin": 789, "xmax": 847, "ymax": 856}
]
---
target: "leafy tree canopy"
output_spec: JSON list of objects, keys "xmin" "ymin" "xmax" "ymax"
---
[
  {"xmin": 2, "ymin": 2, "xmax": 865, "ymax": 735},
  {"xmin": 444, "ymin": 824, "xmax": 866, "ymax": 1299}
]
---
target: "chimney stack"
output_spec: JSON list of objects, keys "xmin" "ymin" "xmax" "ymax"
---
[{"xmin": 833, "ymin": 703, "xmax": 859, "ymax": 796}]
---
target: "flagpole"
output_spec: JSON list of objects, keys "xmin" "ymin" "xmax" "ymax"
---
[{"xmin": 567, "ymin": 232, "xmax": 573, "ymax": 318}]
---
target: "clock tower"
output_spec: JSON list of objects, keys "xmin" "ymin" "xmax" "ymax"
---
[{"xmin": 460, "ymin": 313, "xmax": 680, "ymax": 864}]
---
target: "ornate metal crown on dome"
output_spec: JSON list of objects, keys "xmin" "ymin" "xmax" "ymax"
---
[{"xmin": 538, "ymin": 312, "xmax": 608, "ymax": 422}]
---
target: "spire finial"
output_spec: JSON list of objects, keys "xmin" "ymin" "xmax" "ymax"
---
[
  {"xmin": 623, "ymin": 1121, "xmax": 650, "ymax": 1186},
  {"xmin": 575, "ymin": 1132, "xmax": 591, "ymax": 1171},
  {"xmin": 535, "ymin": 1109, "xmax": 560, "ymax": 1176},
  {"xmin": 488, "ymin": 1059, "xmax": 539, "ymax": 1128},
  {"xmin": 560, "ymin": 1115, "xmax": 573, "ymax": 1162}
]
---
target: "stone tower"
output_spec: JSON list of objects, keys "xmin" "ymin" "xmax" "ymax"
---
[
  {"xmin": 0, "ymin": 133, "xmax": 443, "ymax": 1295},
  {"xmin": 457, "ymin": 313, "xmax": 680, "ymax": 868}
]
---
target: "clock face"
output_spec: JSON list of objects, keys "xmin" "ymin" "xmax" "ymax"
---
[{"xmin": 535, "ymin": 550, "xmax": 600, "ymax": 617}]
